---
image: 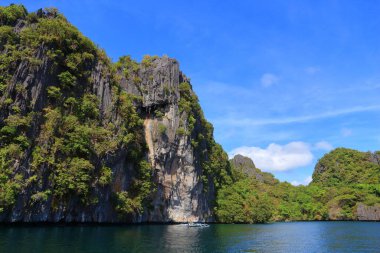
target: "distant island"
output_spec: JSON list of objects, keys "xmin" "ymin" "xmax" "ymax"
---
[
  {"xmin": 221, "ymin": 149, "xmax": 380, "ymax": 223},
  {"xmin": 0, "ymin": 4, "xmax": 379, "ymax": 223}
]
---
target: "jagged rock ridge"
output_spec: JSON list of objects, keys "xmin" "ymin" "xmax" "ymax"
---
[{"xmin": 230, "ymin": 155, "xmax": 278, "ymax": 185}]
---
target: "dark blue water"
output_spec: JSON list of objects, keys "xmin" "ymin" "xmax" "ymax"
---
[{"xmin": 0, "ymin": 222, "xmax": 379, "ymax": 252}]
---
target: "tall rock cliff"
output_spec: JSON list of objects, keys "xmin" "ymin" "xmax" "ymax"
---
[
  {"xmin": 118, "ymin": 55, "xmax": 224, "ymax": 222},
  {"xmin": 0, "ymin": 5, "xmax": 232, "ymax": 223}
]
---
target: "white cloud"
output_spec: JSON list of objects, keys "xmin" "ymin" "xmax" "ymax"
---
[
  {"xmin": 260, "ymin": 73, "xmax": 279, "ymax": 87},
  {"xmin": 229, "ymin": 141, "xmax": 313, "ymax": 172},
  {"xmin": 314, "ymin": 141, "xmax": 333, "ymax": 151},
  {"xmin": 305, "ymin": 66, "xmax": 320, "ymax": 75},
  {"xmin": 214, "ymin": 105, "xmax": 380, "ymax": 127},
  {"xmin": 341, "ymin": 128, "xmax": 352, "ymax": 137},
  {"xmin": 291, "ymin": 176, "xmax": 313, "ymax": 186}
]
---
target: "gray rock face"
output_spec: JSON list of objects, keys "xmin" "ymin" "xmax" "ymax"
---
[
  {"xmin": 231, "ymin": 154, "xmax": 261, "ymax": 181},
  {"xmin": 357, "ymin": 203, "xmax": 380, "ymax": 221},
  {"xmin": 230, "ymin": 155, "xmax": 278, "ymax": 185},
  {"xmin": 121, "ymin": 56, "xmax": 213, "ymax": 222},
  {"xmin": 231, "ymin": 154, "xmax": 256, "ymax": 170},
  {"xmin": 370, "ymin": 152, "xmax": 380, "ymax": 165},
  {"xmin": 121, "ymin": 56, "xmax": 181, "ymax": 108}
]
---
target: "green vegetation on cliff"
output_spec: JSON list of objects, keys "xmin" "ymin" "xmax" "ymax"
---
[
  {"xmin": 178, "ymin": 81, "xmax": 233, "ymax": 192},
  {"xmin": 0, "ymin": 5, "xmax": 152, "ymax": 216}
]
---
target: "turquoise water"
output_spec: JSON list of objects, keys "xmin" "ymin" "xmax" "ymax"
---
[{"xmin": 0, "ymin": 222, "xmax": 379, "ymax": 252}]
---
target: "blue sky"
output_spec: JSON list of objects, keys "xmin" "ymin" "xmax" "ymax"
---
[{"xmin": 5, "ymin": 0, "xmax": 380, "ymax": 184}]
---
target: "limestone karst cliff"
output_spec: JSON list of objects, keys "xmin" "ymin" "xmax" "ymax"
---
[{"xmin": 0, "ymin": 5, "xmax": 232, "ymax": 223}]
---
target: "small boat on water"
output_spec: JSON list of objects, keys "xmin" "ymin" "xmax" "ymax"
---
[{"xmin": 187, "ymin": 222, "xmax": 210, "ymax": 228}]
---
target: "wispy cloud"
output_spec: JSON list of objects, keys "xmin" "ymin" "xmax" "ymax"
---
[
  {"xmin": 341, "ymin": 128, "xmax": 352, "ymax": 137},
  {"xmin": 196, "ymin": 80, "xmax": 250, "ymax": 96},
  {"xmin": 305, "ymin": 66, "xmax": 320, "ymax": 75},
  {"xmin": 260, "ymin": 73, "xmax": 279, "ymax": 87},
  {"xmin": 214, "ymin": 105, "xmax": 380, "ymax": 127}
]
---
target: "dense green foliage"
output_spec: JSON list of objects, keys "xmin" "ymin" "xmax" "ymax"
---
[
  {"xmin": 215, "ymin": 149, "xmax": 380, "ymax": 223},
  {"xmin": 312, "ymin": 148, "xmax": 380, "ymax": 186},
  {"xmin": 0, "ymin": 4, "xmax": 27, "ymax": 26},
  {"xmin": 216, "ymin": 178, "xmax": 273, "ymax": 223}
]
